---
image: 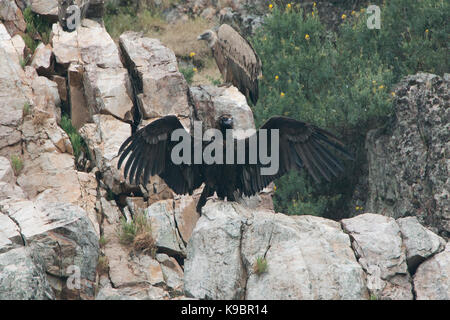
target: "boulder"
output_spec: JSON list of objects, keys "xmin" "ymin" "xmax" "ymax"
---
[
  {"xmin": 0, "ymin": 200, "xmax": 99, "ymax": 299},
  {"xmin": 146, "ymin": 200, "xmax": 186, "ymax": 256},
  {"xmin": 414, "ymin": 243, "xmax": 450, "ymax": 300},
  {"xmin": 0, "ymin": 0, "xmax": 27, "ymax": 36},
  {"xmin": 31, "ymin": 0, "xmax": 59, "ymax": 20},
  {"xmin": 119, "ymin": 32, "xmax": 191, "ymax": 120},
  {"xmin": 0, "ymin": 247, "xmax": 54, "ymax": 300},
  {"xmin": 184, "ymin": 201, "xmax": 368, "ymax": 300},
  {"xmin": 397, "ymin": 216, "xmax": 446, "ymax": 272},
  {"xmin": 341, "ymin": 214, "xmax": 413, "ymax": 300},
  {"xmin": 31, "ymin": 43, "xmax": 54, "ymax": 76},
  {"xmin": 184, "ymin": 201, "xmax": 248, "ymax": 300},
  {"xmin": 51, "ymin": 20, "xmax": 133, "ymax": 126},
  {"xmin": 365, "ymin": 73, "xmax": 449, "ymax": 237},
  {"xmin": 79, "ymin": 114, "xmax": 133, "ymax": 194},
  {"xmin": 243, "ymin": 211, "xmax": 368, "ymax": 300},
  {"xmin": 0, "ymin": 23, "xmax": 29, "ymax": 155},
  {"xmin": 156, "ymin": 253, "xmax": 184, "ymax": 294}
]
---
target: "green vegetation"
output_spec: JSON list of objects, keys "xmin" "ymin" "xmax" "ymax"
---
[
  {"xmin": 60, "ymin": 115, "xmax": 88, "ymax": 160},
  {"xmin": 22, "ymin": 7, "xmax": 52, "ymax": 53},
  {"xmin": 99, "ymin": 236, "xmax": 109, "ymax": 248},
  {"xmin": 118, "ymin": 211, "xmax": 156, "ymax": 256},
  {"xmin": 180, "ymin": 67, "xmax": 195, "ymax": 85},
  {"xmin": 10, "ymin": 155, "xmax": 24, "ymax": 176},
  {"xmin": 253, "ymin": 257, "xmax": 268, "ymax": 275},
  {"xmin": 22, "ymin": 102, "xmax": 31, "ymax": 116},
  {"xmin": 252, "ymin": 1, "xmax": 448, "ymax": 218}
]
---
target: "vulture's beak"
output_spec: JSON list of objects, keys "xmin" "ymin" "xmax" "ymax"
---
[{"xmin": 197, "ymin": 32, "xmax": 208, "ymax": 41}]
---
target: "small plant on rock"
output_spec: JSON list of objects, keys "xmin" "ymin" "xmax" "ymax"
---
[
  {"xmin": 118, "ymin": 210, "xmax": 156, "ymax": 256},
  {"xmin": 96, "ymin": 255, "xmax": 109, "ymax": 275},
  {"xmin": 253, "ymin": 256, "xmax": 268, "ymax": 275},
  {"xmin": 22, "ymin": 102, "xmax": 31, "ymax": 116},
  {"xmin": 10, "ymin": 155, "xmax": 24, "ymax": 176}
]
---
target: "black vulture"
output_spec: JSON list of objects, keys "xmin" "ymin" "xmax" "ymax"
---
[{"xmin": 117, "ymin": 114, "xmax": 353, "ymax": 214}]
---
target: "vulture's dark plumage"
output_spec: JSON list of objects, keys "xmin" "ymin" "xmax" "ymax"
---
[
  {"xmin": 198, "ymin": 24, "xmax": 262, "ymax": 105},
  {"xmin": 117, "ymin": 115, "xmax": 353, "ymax": 214}
]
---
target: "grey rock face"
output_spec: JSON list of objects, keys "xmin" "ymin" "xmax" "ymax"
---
[
  {"xmin": 184, "ymin": 201, "xmax": 369, "ymax": 300},
  {"xmin": 414, "ymin": 243, "xmax": 450, "ymax": 300},
  {"xmin": 342, "ymin": 214, "xmax": 413, "ymax": 300},
  {"xmin": 119, "ymin": 32, "xmax": 191, "ymax": 120},
  {"xmin": 0, "ymin": 247, "xmax": 54, "ymax": 300},
  {"xmin": 397, "ymin": 216, "xmax": 446, "ymax": 272},
  {"xmin": 365, "ymin": 73, "xmax": 449, "ymax": 237},
  {"xmin": 184, "ymin": 201, "xmax": 249, "ymax": 300}
]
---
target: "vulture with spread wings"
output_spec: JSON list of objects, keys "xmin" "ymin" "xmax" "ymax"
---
[
  {"xmin": 198, "ymin": 24, "xmax": 262, "ymax": 105},
  {"xmin": 117, "ymin": 115, "xmax": 353, "ymax": 214}
]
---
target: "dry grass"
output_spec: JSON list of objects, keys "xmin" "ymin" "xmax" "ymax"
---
[
  {"xmin": 149, "ymin": 18, "xmax": 214, "ymax": 60},
  {"xmin": 97, "ymin": 255, "xmax": 109, "ymax": 275},
  {"xmin": 105, "ymin": 9, "xmax": 221, "ymax": 86},
  {"xmin": 191, "ymin": 57, "xmax": 223, "ymax": 86},
  {"xmin": 118, "ymin": 210, "xmax": 157, "ymax": 257}
]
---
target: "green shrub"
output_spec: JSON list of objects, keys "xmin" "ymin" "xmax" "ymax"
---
[
  {"xmin": 22, "ymin": 7, "xmax": 52, "ymax": 53},
  {"xmin": 253, "ymin": 257, "xmax": 268, "ymax": 275},
  {"xmin": 23, "ymin": 102, "xmax": 31, "ymax": 116},
  {"xmin": 252, "ymin": 1, "xmax": 448, "ymax": 218},
  {"xmin": 10, "ymin": 155, "xmax": 24, "ymax": 176},
  {"xmin": 180, "ymin": 67, "xmax": 195, "ymax": 85},
  {"xmin": 60, "ymin": 115, "xmax": 87, "ymax": 160},
  {"xmin": 118, "ymin": 211, "xmax": 155, "ymax": 256}
]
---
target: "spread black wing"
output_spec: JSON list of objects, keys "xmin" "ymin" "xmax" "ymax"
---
[
  {"xmin": 117, "ymin": 115, "xmax": 203, "ymax": 195},
  {"xmin": 237, "ymin": 116, "xmax": 354, "ymax": 197}
]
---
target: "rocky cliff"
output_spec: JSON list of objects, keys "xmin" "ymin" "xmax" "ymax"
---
[{"xmin": 0, "ymin": 1, "xmax": 448, "ymax": 300}]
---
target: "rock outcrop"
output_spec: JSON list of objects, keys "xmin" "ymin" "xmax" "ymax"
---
[
  {"xmin": 184, "ymin": 203, "xmax": 448, "ymax": 300},
  {"xmin": 365, "ymin": 73, "xmax": 449, "ymax": 238},
  {"xmin": 119, "ymin": 32, "xmax": 192, "ymax": 121},
  {"xmin": 51, "ymin": 19, "xmax": 134, "ymax": 128}
]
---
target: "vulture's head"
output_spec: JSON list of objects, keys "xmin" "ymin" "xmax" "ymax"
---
[
  {"xmin": 218, "ymin": 114, "xmax": 234, "ymax": 130},
  {"xmin": 197, "ymin": 30, "xmax": 217, "ymax": 47}
]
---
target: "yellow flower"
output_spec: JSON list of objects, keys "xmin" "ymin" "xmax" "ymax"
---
[
  {"xmin": 312, "ymin": 11, "xmax": 315, "ymax": 16},
  {"xmin": 273, "ymin": 185, "xmax": 277, "ymax": 191},
  {"xmin": 280, "ymin": 92, "xmax": 285, "ymax": 97},
  {"xmin": 189, "ymin": 52, "xmax": 196, "ymax": 58},
  {"xmin": 372, "ymin": 80, "xmax": 376, "ymax": 85},
  {"xmin": 269, "ymin": 4, "xmax": 273, "ymax": 9},
  {"xmin": 391, "ymin": 91, "xmax": 396, "ymax": 97},
  {"xmin": 356, "ymin": 206, "xmax": 360, "ymax": 210},
  {"xmin": 287, "ymin": 3, "xmax": 291, "ymax": 9},
  {"xmin": 361, "ymin": 8, "xmax": 365, "ymax": 13},
  {"xmin": 294, "ymin": 46, "xmax": 300, "ymax": 51},
  {"xmin": 379, "ymin": 85, "xmax": 385, "ymax": 89},
  {"xmin": 425, "ymin": 29, "xmax": 429, "ymax": 34},
  {"xmin": 275, "ymin": 75, "xmax": 279, "ymax": 80},
  {"xmin": 342, "ymin": 14, "xmax": 347, "ymax": 20},
  {"xmin": 305, "ymin": 34, "xmax": 310, "ymax": 40},
  {"xmin": 351, "ymin": 10, "xmax": 356, "ymax": 15},
  {"xmin": 313, "ymin": 2, "xmax": 316, "ymax": 7},
  {"xmin": 193, "ymin": 67, "xmax": 198, "ymax": 72}
]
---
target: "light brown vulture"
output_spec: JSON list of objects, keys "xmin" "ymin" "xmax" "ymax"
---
[
  {"xmin": 117, "ymin": 114, "xmax": 353, "ymax": 214},
  {"xmin": 198, "ymin": 24, "xmax": 262, "ymax": 105}
]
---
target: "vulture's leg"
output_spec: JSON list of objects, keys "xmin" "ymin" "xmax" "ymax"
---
[
  {"xmin": 218, "ymin": 83, "xmax": 233, "ymax": 88},
  {"xmin": 196, "ymin": 186, "xmax": 214, "ymax": 215}
]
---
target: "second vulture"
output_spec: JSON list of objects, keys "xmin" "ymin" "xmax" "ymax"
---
[{"xmin": 198, "ymin": 24, "xmax": 262, "ymax": 105}]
